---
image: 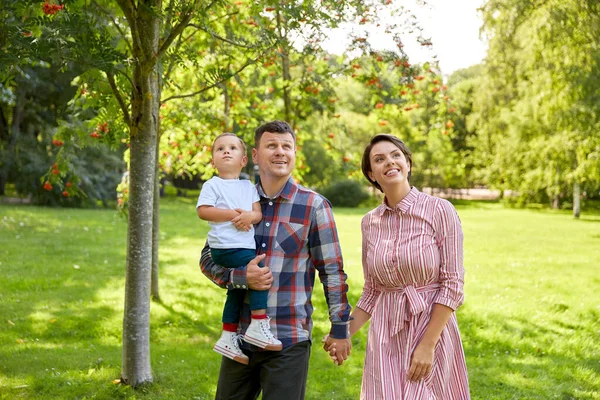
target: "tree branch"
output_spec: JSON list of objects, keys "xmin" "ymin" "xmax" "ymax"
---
[
  {"xmin": 188, "ymin": 24, "xmax": 256, "ymax": 49},
  {"xmin": 156, "ymin": 0, "xmax": 202, "ymax": 61},
  {"xmin": 161, "ymin": 48, "xmax": 272, "ymax": 103},
  {"xmin": 115, "ymin": 0, "xmax": 143, "ymax": 56},
  {"xmin": 163, "ymin": 32, "xmax": 184, "ymax": 84},
  {"xmin": 106, "ymin": 71, "xmax": 132, "ymax": 127},
  {"xmin": 115, "ymin": 67, "xmax": 135, "ymax": 90},
  {"xmin": 91, "ymin": 0, "xmax": 133, "ymax": 55}
]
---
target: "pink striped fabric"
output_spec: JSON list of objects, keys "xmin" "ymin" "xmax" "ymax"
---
[{"xmin": 356, "ymin": 187, "xmax": 470, "ymax": 399}]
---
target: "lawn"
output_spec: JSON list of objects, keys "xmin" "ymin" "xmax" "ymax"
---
[{"xmin": 0, "ymin": 197, "xmax": 599, "ymax": 399}]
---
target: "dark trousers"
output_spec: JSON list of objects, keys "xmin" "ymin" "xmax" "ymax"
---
[
  {"xmin": 215, "ymin": 341, "xmax": 311, "ymax": 400},
  {"xmin": 211, "ymin": 248, "xmax": 267, "ymax": 323}
]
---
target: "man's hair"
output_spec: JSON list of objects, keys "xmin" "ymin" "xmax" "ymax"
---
[
  {"xmin": 361, "ymin": 134, "xmax": 413, "ymax": 192},
  {"xmin": 254, "ymin": 120, "xmax": 295, "ymax": 147},
  {"xmin": 212, "ymin": 133, "xmax": 247, "ymax": 154}
]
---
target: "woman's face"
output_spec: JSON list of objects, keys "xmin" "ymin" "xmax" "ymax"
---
[{"xmin": 368, "ymin": 140, "xmax": 411, "ymax": 191}]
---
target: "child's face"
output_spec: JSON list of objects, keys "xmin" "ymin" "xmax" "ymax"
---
[{"xmin": 211, "ymin": 135, "xmax": 247, "ymax": 177}]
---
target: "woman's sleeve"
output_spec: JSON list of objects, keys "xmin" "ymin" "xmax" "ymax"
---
[
  {"xmin": 355, "ymin": 215, "xmax": 381, "ymax": 314},
  {"xmin": 433, "ymin": 199, "xmax": 465, "ymax": 310}
]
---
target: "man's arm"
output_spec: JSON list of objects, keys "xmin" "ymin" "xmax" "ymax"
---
[
  {"xmin": 199, "ymin": 241, "xmax": 272, "ymax": 290},
  {"xmin": 309, "ymin": 198, "xmax": 352, "ymax": 364}
]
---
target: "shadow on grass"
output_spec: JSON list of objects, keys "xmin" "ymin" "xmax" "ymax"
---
[
  {"xmin": 0, "ymin": 204, "xmax": 217, "ymax": 399},
  {"xmin": 459, "ymin": 306, "xmax": 600, "ymax": 399}
]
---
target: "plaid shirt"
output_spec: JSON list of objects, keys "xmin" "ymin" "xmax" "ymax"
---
[{"xmin": 200, "ymin": 177, "xmax": 352, "ymax": 348}]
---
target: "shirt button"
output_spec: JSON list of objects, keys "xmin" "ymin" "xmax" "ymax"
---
[
  {"xmin": 265, "ymin": 222, "xmax": 270, "ymax": 227},
  {"xmin": 268, "ymin": 201, "xmax": 273, "ymax": 206},
  {"xmin": 261, "ymin": 243, "xmax": 266, "ymax": 248}
]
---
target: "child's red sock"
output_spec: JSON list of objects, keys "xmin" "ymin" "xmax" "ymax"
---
[{"xmin": 223, "ymin": 323, "xmax": 238, "ymax": 332}]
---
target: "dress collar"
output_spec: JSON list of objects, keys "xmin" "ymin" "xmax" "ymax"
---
[{"xmin": 378, "ymin": 186, "xmax": 419, "ymax": 215}]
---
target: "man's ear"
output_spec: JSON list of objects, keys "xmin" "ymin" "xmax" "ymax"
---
[{"xmin": 252, "ymin": 148, "xmax": 258, "ymax": 164}]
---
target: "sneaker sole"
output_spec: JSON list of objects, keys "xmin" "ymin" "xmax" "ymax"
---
[
  {"xmin": 243, "ymin": 335, "xmax": 283, "ymax": 351},
  {"xmin": 213, "ymin": 344, "xmax": 249, "ymax": 365}
]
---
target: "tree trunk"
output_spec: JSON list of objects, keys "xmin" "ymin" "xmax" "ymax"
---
[
  {"xmin": 573, "ymin": 182, "xmax": 581, "ymax": 218},
  {"xmin": 275, "ymin": 10, "xmax": 292, "ymax": 125},
  {"xmin": 0, "ymin": 105, "xmax": 9, "ymax": 195},
  {"xmin": 151, "ymin": 147, "xmax": 161, "ymax": 301},
  {"xmin": 0, "ymin": 88, "xmax": 25, "ymax": 196},
  {"xmin": 220, "ymin": 82, "xmax": 231, "ymax": 131},
  {"xmin": 121, "ymin": 1, "xmax": 161, "ymax": 387},
  {"xmin": 151, "ymin": 60, "xmax": 163, "ymax": 303},
  {"xmin": 281, "ymin": 45, "xmax": 292, "ymax": 124},
  {"xmin": 552, "ymin": 168, "xmax": 560, "ymax": 209}
]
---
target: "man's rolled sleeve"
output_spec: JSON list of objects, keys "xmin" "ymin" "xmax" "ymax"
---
[
  {"xmin": 228, "ymin": 268, "xmax": 249, "ymax": 290},
  {"xmin": 199, "ymin": 241, "xmax": 231, "ymax": 289}
]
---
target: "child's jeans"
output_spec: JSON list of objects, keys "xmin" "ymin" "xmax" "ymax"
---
[{"xmin": 211, "ymin": 248, "xmax": 267, "ymax": 324}]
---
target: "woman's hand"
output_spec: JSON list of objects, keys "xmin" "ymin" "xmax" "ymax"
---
[
  {"xmin": 321, "ymin": 334, "xmax": 351, "ymax": 366},
  {"xmin": 407, "ymin": 341, "xmax": 435, "ymax": 381}
]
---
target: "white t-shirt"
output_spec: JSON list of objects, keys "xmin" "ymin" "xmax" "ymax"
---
[{"xmin": 196, "ymin": 177, "xmax": 260, "ymax": 249}]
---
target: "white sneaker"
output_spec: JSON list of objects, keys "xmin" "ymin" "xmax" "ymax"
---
[
  {"xmin": 243, "ymin": 317, "xmax": 283, "ymax": 351},
  {"xmin": 213, "ymin": 331, "xmax": 249, "ymax": 365}
]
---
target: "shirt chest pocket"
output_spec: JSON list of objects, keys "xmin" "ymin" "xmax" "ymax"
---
[{"xmin": 274, "ymin": 222, "xmax": 307, "ymax": 256}]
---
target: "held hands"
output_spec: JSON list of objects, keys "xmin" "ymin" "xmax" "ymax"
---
[
  {"xmin": 408, "ymin": 341, "xmax": 435, "ymax": 381},
  {"xmin": 231, "ymin": 209, "xmax": 255, "ymax": 232},
  {"xmin": 321, "ymin": 334, "xmax": 352, "ymax": 366},
  {"xmin": 246, "ymin": 254, "xmax": 271, "ymax": 291}
]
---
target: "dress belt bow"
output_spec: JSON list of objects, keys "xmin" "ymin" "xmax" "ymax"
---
[{"xmin": 379, "ymin": 283, "xmax": 440, "ymax": 337}]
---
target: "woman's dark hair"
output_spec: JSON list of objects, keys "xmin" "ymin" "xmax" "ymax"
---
[
  {"xmin": 254, "ymin": 120, "xmax": 295, "ymax": 147},
  {"xmin": 361, "ymin": 134, "xmax": 413, "ymax": 192}
]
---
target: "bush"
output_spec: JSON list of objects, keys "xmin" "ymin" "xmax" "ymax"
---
[
  {"xmin": 6, "ymin": 134, "xmax": 125, "ymax": 207},
  {"xmin": 320, "ymin": 179, "xmax": 371, "ymax": 208}
]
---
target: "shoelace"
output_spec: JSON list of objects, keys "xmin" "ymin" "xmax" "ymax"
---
[
  {"xmin": 231, "ymin": 334, "xmax": 245, "ymax": 350},
  {"xmin": 260, "ymin": 318, "xmax": 276, "ymax": 340}
]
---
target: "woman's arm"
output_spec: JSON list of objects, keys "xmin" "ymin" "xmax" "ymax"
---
[
  {"xmin": 409, "ymin": 199, "xmax": 465, "ymax": 381},
  {"xmin": 408, "ymin": 304, "xmax": 453, "ymax": 381},
  {"xmin": 349, "ymin": 307, "xmax": 371, "ymax": 337}
]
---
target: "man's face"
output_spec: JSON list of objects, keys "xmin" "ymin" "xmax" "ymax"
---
[{"xmin": 252, "ymin": 131, "xmax": 296, "ymax": 180}]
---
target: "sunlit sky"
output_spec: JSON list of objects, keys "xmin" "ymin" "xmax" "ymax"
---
[{"xmin": 321, "ymin": 0, "xmax": 487, "ymax": 76}]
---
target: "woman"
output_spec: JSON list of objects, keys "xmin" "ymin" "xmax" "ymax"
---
[{"xmin": 328, "ymin": 134, "xmax": 470, "ymax": 399}]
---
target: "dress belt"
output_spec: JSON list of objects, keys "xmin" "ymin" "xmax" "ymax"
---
[{"xmin": 379, "ymin": 283, "xmax": 440, "ymax": 337}]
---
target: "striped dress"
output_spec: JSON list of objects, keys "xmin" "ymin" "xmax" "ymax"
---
[{"xmin": 356, "ymin": 187, "xmax": 470, "ymax": 399}]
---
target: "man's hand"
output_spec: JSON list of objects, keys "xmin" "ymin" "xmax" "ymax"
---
[
  {"xmin": 322, "ymin": 334, "xmax": 352, "ymax": 366},
  {"xmin": 231, "ymin": 210, "xmax": 254, "ymax": 232},
  {"xmin": 246, "ymin": 254, "xmax": 271, "ymax": 291}
]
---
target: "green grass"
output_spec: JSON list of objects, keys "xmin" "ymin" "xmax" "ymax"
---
[{"xmin": 0, "ymin": 198, "xmax": 599, "ymax": 399}]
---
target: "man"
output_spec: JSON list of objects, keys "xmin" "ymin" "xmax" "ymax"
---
[{"xmin": 200, "ymin": 120, "xmax": 352, "ymax": 399}]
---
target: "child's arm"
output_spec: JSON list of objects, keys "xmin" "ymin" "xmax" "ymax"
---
[
  {"xmin": 197, "ymin": 205, "xmax": 240, "ymax": 222},
  {"xmin": 231, "ymin": 201, "xmax": 262, "ymax": 231}
]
